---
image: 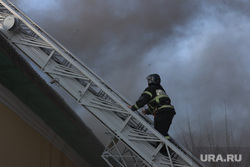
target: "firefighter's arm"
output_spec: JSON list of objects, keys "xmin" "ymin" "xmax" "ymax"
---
[{"xmin": 130, "ymin": 90, "xmax": 152, "ymax": 111}]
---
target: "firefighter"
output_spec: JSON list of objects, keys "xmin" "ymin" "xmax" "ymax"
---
[{"xmin": 128, "ymin": 73, "xmax": 176, "ymax": 141}]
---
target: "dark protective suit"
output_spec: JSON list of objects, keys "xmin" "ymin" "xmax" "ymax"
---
[{"xmin": 131, "ymin": 83, "xmax": 176, "ymax": 138}]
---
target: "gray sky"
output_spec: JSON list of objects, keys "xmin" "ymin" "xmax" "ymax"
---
[{"xmin": 10, "ymin": 0, "xmax": 250, "ymax": 147}]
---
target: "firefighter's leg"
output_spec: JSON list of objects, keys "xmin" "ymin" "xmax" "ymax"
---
[{"xmin": 155, "ymin": 112, "xmax": 175, "ymax": 156}]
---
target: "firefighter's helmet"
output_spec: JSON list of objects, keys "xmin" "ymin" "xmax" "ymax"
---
[{"xmin": 146, "ymin": 74, "xmax": 161, "ymax": 85}]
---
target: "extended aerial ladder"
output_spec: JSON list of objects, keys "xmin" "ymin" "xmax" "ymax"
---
[{"xmin": 0, "ymin": 1, "xmax": 206, "ymax": 166}]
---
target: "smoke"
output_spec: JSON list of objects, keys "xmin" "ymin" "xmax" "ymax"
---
[{"xmin": 10, "ymin": 0, "xmax": 250, "ymax": 147}]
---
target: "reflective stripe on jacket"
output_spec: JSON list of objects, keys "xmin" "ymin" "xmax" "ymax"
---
[{"xmin": 131, "ymin": 83, "xmax": 174, "ymax": 115}]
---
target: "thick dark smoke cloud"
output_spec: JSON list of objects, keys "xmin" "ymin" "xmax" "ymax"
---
[
  {"xmin": 10, "ymin": 0, "xmax": 250, "ymax": 147},
  {"xmin": 11, "ymin": 0, "xmax": 200, "ymax": 95}
]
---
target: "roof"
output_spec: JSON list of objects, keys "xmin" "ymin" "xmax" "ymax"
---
[{"xmin": 0, "ymin": 34, "xmax": 107, "ymax": 167}]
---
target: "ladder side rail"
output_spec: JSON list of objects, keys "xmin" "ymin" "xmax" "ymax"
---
[{"xmin": 1, "ymin": 29, "xmax": 197, "ymax": 166}]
